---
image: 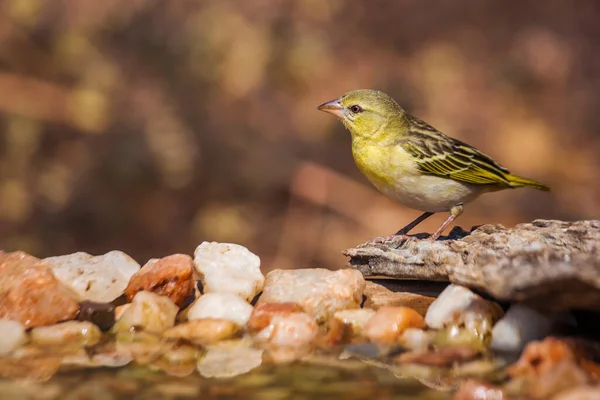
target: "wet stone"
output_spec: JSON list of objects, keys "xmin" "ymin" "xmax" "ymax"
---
[
  {"xmin": 194, "ymin": 242, "xmax": 265, "ymax": 302},
  {"xmin": 30, "ymin": 321, "xmax": 102, "ymax": 347},
  {"xmin": 188, "ymin": 292, "xmax": 253, "ymax": 327},
  {"xmin": 125, "ymin": 254, "xmax": 195, "ymax": 308},
  {"xmin": 43, "ymin": 251, "xmax": 140, "ymax": 303},
  {"xmin": 0, "ymin": 318, "xmax": 27, "ymax": 356},
  {"xmin": 162, "ymin": 319, "xmax": 241, "ymax": 345},
  {"xmin": 258, "ymin": 268, "xmax": 365, "ymax": 323},
  {"xmin": 248, "ymin": 302, "xmax": 304, "ymax": 333},
  {"xmin": 113, "ymin": 291, "xmax": 179, "ymax": 334},
  {"xmin": 0, "ymin": 251, "xmax": 79, "ymax": 328}
]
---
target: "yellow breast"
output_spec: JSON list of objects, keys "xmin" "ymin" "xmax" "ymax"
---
[
  {"xmin": 351, "ymin": 139, "xmax": 482, "ymax": 212},
  {"xmin": 351, "ymin": 139, "xmax": 416, "ymax": 187}
]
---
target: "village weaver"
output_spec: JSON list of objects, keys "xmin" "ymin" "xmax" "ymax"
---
[{"xmin": 318, "ymin": 89, "xmax": 550, "ymax": 243}]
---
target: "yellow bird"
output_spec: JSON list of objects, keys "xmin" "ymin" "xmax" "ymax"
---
[{"xmin": 318, "ymin": 89, "xmax": 550, "ymax": 243}]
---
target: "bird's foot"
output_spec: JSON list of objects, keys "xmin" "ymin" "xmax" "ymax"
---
[{"xmin": 361, "ymin": 234, "xmax": 412, "ymax": 246}]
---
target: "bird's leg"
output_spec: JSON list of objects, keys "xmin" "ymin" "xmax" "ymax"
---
[
  {"xmin": 396, "ymin": 211, "xmax": 435, "ymax": 235},
  {"xmin": 363, "ymin": 211, "xmax": 435, "ymax": 245},
  {"xmin": 429, "ymin": 204, "xmax": 463, "ymax": 241}
]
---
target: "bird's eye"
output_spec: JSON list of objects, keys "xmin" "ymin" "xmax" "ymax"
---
[{"xmin": 349, "ymin": 104, "xmax": 363, "ymax": 114}]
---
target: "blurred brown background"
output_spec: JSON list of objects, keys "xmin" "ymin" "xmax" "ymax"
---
[{"xmin": 0, "ymin": 0, "xmax": 599, "ymax": 271}]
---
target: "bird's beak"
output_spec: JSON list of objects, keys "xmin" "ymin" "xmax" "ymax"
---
[{"xmin": 317, "ymin": 98, "xmax": 345, "ymax": 119}]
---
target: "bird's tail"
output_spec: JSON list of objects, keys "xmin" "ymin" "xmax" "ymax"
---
[{"xmin": 505, "ymin": 173, "xmax": 550, "ymax": 191}]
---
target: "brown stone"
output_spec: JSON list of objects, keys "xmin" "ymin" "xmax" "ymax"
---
[
  {"xmin": 345, "ymin": 220, "xmax": 600, "ymax": 311},
  {"xmin": 0, "ymin": 251, "xmax": 79, "ymax": 328},
  {"xmin": 507, "ymin": 337, "xmax": 600, "ymax": 399},
  {"xmin": 363, "ymin": 281, "xmax": 435, "ymax": 316},
  {"xmin": 363, "ymin": 306, "xmax": 426, "ymax": 345},
  {"xmin": 125, "ymin": 254, "xmax": 195, "ymax": 308},
  {"xmin": 248, "ymin": 302, "xmax": 304, "ymax": 333}
]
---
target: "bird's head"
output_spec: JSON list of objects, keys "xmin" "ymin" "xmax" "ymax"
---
[{"xmin": 317, "ymin": 89, "xmax": 406, "ymax": 141}]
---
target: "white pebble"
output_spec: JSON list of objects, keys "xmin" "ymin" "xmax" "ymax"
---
[
  {"xmin": 188, "ymin": 292, "xmax": 253, "ymax": 327},
  {"xmin": 0, "ymin": 319, "xmax": 27, "ymax": 356},
  {"xmin": 425, "ymin": 284, "xmax": 501, "ymax": 329},
  {"xmin": 44, "ymin": 251, "xmax": 140, "ymax": 303},
  {"xmin": 194, "ymin": 242, "xmax": 264, "ymax": 302},
  {"xmin": 490, "ymin": 304, "xmax": 552, "ymax": 352}
]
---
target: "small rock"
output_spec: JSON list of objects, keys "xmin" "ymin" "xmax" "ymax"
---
[
  {"xmin": 194, "ymin": 242, "xmax": 264, "ymax": 302},
  {"xmin": 364, "ymin": 306, "xmax": 426, "ymax": 345},
  {"xmin": 0, "ymin": 251, "xmax": 79, "ymax": 328},
  {"xmin": 333, "ymin": 308, "xmax": 376, "ymax": 336},
  {"xmin": 507, "ymin": 337, "xmax": 600, "ymax": 399},
  {"xmin": 163, "ymin": 319, "xmax": 240, "ymax": 345},
  {"xmin": 400, "ymin": 328, "xmax": 435, "ymax": 351},
  {"xmin": 258, "ymin": 268, "xmax": 365, "ymax": 323},
  {"xmin": 396, "ymin": 345, "xmax": 481, "ymax": 367},
  {"xmin": 44, "ymin": 251, "xmax": 141, "ymax": 303},
  {"xmin": 197, "ymin": 344, "xmax": 264, "ymax": 378},
  {"xmin": 113, "ymin": 291, "xmax": 179, "ymax": 334},
  {"xmin": 490, "ymin": 304, "xmax": 553, "ymax": 352},
  {"xmin": 125, "ymin": 254, "xmax": 195, "ymax": 308},
  {"xmin": 426, "ymin": 284, "xmax": 503, "ymax": 347},
  {"xmin": 255, "ymin": 312, "xmax": 318, "ymax": 348},
  {"xmin": 30, "ymin": 321, "xmax": 101, "ymax": 347},
  {"xmin": 188, "ymin": 292, "xmax": 253, "ymax": 327},
  {"xmin": 248, "ymin": 303, "xmax": 304, "ymax": 333},
  {"xmin": 0, "ymin": 319, "xmax": 27, "ymax": 356},
  {"xmin": 363, "ymin": 281, "xmax": 435, "ymax": 316},
  {"xmin": 426, "ymin": 285, "xmax": 501, "ymax": 329}
]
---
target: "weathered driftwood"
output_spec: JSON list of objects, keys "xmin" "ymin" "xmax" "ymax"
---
[{"xmin": 344, "ymin": 220, "xmax": 600, "ymax": 311}]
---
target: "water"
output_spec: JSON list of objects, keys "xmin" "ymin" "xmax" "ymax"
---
[{"xmin": 0, "ymin": 361, "xmax": 454, "ymax": 400}]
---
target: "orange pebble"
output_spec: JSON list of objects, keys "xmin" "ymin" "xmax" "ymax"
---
[{"xmin": 364, "ymin": 306, "xmax": 426, "ymax": 344}]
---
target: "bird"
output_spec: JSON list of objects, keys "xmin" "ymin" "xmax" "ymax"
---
[{"xmin": 317, "ymin": 89, "xmax": 550, "ymax": 243}]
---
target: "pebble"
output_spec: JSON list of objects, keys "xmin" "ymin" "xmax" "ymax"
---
[
  {"xmin": 30, "ymin": 321, "xmax": 102, "ymax": 347},
  {"xmin": 125, "ymin": 254, "xmax": 195, "ymax": 307},
  {"xmin": 44, "ymin": 251, "xmax": 141, "ymax": 303},
  {"xmin": 194, "ymin": 242, "xmax": 264, "ymax": 302},
  {"xmin": 0, "ymin": 251, "xmax": 79, "ymax": 328},
  {"xmin": 248, "ymin": 302, "xmax": 304, "ymax": 333},
  {"xmin": 188, "ymin": 292, "xmax": 253, "ymax": 327},
  {"xmin": 162, "ymin": 319, "xmax": 240, "ymax": 345},
  {"xmin": 113, "ymin": 291, "xmax": 179, "ymax": 334},
  {"xmin": 425, "ymin": 284, "xmax": 503, "ymax": 330},
  {"xmin": 364, "ymin": 306, "xmax": 426, "ymax": 344},
  {"xmin": 255, "ymin": 312, "xmax": 318, "ymax": 348},
  {"xmin": 333, "ymin": 308, "xmax": 376, "ymax": 336},
  {"xmin": 490, "ymin": 304, "xmax": 554, "ymax": 352},
  {"xmin": 258, "ymin": 268, "xmax": 365, "ymax": 323},
  {"xmin": 0, "ymin": 319, "xmax": 27, "ymax": 356}
]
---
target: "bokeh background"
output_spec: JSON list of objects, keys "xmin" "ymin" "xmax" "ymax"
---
[{"xmin": 1, "ymin": 0, "xmax": 599, "ymax": 271}]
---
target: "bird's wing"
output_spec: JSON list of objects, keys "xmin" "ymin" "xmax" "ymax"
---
[{"xmin": 400, "ymin": 115, "xmax": 512, "ymax": 186}]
